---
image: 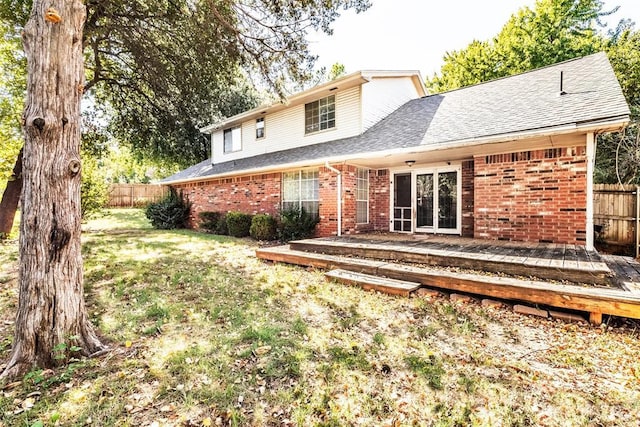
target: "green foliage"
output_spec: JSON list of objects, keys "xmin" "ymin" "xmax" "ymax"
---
[
  {"xmin": 607, "ymin": 26, "xmax": 640, "ymax": 116},
  {"xmin": 405, "ymin": 354, "xmax": 445, "ymax": 389},
  {"xmin": 0, "ymin": 21, "xmax": 25, "ymax": 192},
  {"xmin": 1, "ymin": 0, "xmax": 370, "ymax": 168},
  {"xmin": 226, "ymin": 211, "xmax": 253, "ymax": 238},
  {"xmin": 597, "ymin": 26, "xmax": 640, "ymax": 185},
  {"xmin": 80, "ymin": 153, "xmax": 109, "ymax": 220},
  {"xmin": 198, "ymin": 211, "xmax": 222, "ymax": 233},
  {"xmin": 278, "ymin": 206, "xmax": 319, "ymax": 242},
  {"xmin": 215, "ymin": 213, "xmax": 229, "ymax": 235},
  {"xmin": 427, "ymin": 0, "xmax": 611, "ymax": 92},
  {"xmin": 100, "ymin": 144, "xmax": 179, "ymax": 184},
  {"xmin": 249, "ymin": 214, "xmax": 278, "ymax": 241},
  {"xmin": 145, "ymin": 188, "xmax": 191, "ymax": 229}
]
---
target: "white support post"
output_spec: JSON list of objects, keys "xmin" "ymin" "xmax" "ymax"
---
[{"xmin": 586, "ymin": 133, "xmax": 595, "ymax": 251}]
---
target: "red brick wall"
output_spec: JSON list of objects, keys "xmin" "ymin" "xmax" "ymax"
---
[
  {"xmin": 172, "ymin": 173, "xmax": 281, "ymax": 228},
  {"xmin": 473, "ymin": 147, "xmax": 587, "ymax": 245},
  {"xmin": 370, "ymin": 169, "xmax": 390, "ymax": 231},
  {"xmin": 318, "ymin": 166, "xmax": 340, "ymax": 236},
  {"xmin": 173, "ymin": 166, "xmax": 386, "ymax": 237},
  {"xmin": 317, "ymin": 165, "xmax": 384, "ymax": 236},
  {"xmin": 462, "ymin": 160, "xmax": 474, "ymax": 238}
]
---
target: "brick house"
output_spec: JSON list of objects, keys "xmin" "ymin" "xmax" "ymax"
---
[{"xmin": 162, "ymin": 52, "xmax": 630, "ymax": 250}]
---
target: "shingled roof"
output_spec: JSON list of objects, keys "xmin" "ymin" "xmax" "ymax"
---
[{"xmin": 163, "ymin": 52, "xmax": 629, "ymax": 183}]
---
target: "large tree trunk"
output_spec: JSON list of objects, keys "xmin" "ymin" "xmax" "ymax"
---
[
  {"xmin": 1, "ymin": 1, "xmax": 105, "ymax": 380},
  {"xmin": 0, "ymin": 149, "xmax": 23, "ymax": 239}
]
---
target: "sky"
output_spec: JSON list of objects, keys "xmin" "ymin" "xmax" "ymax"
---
[{"xmin": 309, "ymin": 0, "xmax": 640, "ymax": 79}]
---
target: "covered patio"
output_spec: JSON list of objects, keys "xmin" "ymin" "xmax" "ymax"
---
[{"xmin": 256, "ymin": 234, "xmax": 640, "ymax": 325}]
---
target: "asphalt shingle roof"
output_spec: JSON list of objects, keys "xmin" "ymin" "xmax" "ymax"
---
[{"xmin": 163, "ymin": 52, "xmax": 629, "ymax": 183}]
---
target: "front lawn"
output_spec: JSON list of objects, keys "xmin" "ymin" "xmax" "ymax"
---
[{"xmin": 1, "ymin": 209, "xmax": 639, "ymax": 426}]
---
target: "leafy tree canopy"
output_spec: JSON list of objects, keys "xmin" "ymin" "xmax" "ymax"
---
[
  {"xmin": 1, "ymin": 0, "xmax": 371, "ymax": 167},
  {"xmin": 0, "ymin": 20, "xmax": 25, "ymax": 190},
  {"xmin": 427, "ymin": 0, "xmax": 614, "ymax": 92}
]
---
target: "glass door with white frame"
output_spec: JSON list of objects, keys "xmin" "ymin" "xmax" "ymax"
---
[{"xmin": 415, "ymin": 168, "xmax": 460, "ymax": 234}]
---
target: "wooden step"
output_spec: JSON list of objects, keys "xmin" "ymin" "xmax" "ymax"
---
[
  {"xmin": 325, "ymin": 269, "xmax": 421, "ymax": 297},
  {"xmin": 289, "ymin": 239, "xmax": 612, "ymax": 286},
  {"xmin": 256, "ymin": 245, "xmax": 640, "ymax": 324}
]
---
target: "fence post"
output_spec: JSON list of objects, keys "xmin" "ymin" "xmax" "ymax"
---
[{"xmin": 636, "ymin": 186, "xmax": 639, "ymax": 258}]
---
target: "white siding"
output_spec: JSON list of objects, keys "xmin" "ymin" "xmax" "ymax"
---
[
  {"xmin": 212, "ymin": 86, "xmax": 362, "ymax": 162},
  {"xmin": 361, "ymin": 77, "xmax": 421, "ymax": 131}
]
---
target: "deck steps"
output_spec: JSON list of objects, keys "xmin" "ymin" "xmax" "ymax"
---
[
  {"xmin": 256, "ymin": 245, "xmax": 640, "ymax": 323},
  {"xmin": 325, "ymin": 269, "xmax": 421, "ymax": 297},
  {"xmin": 289, "ymin": 238, "xmax": 612, "ymax": 286}
]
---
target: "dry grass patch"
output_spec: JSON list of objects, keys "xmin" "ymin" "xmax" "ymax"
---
[{"xmin": 1, "ymin": 209, "xmax": 639, "ymax": 426}]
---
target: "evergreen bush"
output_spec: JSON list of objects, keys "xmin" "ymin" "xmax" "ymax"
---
[
  {"xmin": 278, "ymin": 206, "xmax": 319, "ymax": 242},
  {"xmin": 226, "ymin": 211, "xmax": 253, "ymax": 237},
  {"xmin": 198, "ymin": 211, "xmax": 221, "ymax": 233},
  {"xmin": 249, "ymin": 214, "xmax": 278, "ymax": 241},
  {"xmin": 145, "ymin": 188, "xmax": 191, "ymax": 229},
  {"xmin": 216, "ymin": 213, "xmax": 229, "ymax": 235}
]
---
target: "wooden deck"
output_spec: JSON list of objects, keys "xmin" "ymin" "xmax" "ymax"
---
[
  {"xmin": 289, "ymin": 236, "xmax": 612, "ymax": 285},
  {"xmin": 256, "ymin": 235, "xmax": 640, "ymax": 324},
  {"xmin": 602, "ymin": 254, "xmax": 640, "ymax": 293}
]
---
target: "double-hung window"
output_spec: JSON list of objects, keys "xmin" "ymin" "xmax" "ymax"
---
[
  {"xmin": 356, "ymin": 168, "xmax": 369, "ymax": 223},
  {"xmin": 282, "ymin": 170, "xmax": 319, "ymax": 216},
  {"xmin": 305, "ymin": 95, "xmax": 335, "ymax": 134},
  {"xmin": 223, "ymin": 126, "xmax": 242, "ymax": 153}
]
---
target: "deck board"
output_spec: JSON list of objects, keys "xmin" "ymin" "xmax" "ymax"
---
[
  {"xmin": 602, "ymin": 255, "xmax": 640, "ymax": 294},
  {"xmin": 257, "ymin": 245, "xmax": 640, "ymax": 321},
  {"xmin": 289, "ymin": 237, "xmax": 611, "ymax": 285},
  {"xmin": 325, "ymin": 269, "xmax": 421, "ymax": 297}
]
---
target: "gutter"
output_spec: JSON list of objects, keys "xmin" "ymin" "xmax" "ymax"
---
[{"xmin": 325, "ymin": 161, "xmax": 342, "ymax": 237}]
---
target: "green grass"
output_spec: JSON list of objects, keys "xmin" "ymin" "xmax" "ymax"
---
[{"xmin": 1, "ymin": 209, "xmax": 640, "ymax": 426}]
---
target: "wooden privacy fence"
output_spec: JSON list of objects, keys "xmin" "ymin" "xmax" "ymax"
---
[
  {"xmin": 593, "ymin": 184, "xmax": 639, "ymax": 256},
  {"xmin": 108, "ymin": 184, "xmax": 169, "ymax": 208}
]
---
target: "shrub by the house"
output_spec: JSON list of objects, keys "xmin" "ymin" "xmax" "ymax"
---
[
  {"xmin": 199, "ymin": 211, "xmax": 221, "ymax": 233},
  {"xmin": 226, "ymin": 211, "xmax": 253, "ymax": 237},
  {"xmin": 249, "ymin": 214, "xmax": 278, "ymax": 241},
  {"xmin": 145, "ymin": 188, "xmax": 191, "ymax": 229},
  {"xmin": 278, "ymin": 206, "xmax": 319, "ymax": 242},
  {"xmin": 216, "ymin": 213, "xmax": 229, "ymax": 235}
]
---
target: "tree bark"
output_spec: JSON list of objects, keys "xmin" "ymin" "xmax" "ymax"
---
[
  {"xmin": 0, "ymin": 149, "xmax": 23, "ymax": 239},
  {"xmin": 1, "ymin": 1, "xmax": 105, "ymax": 380}
]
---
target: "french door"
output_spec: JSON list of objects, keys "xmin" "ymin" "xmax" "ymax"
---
[{"xmin": 392, "ymin": 166, "xmax": 461, "ymax": 234}]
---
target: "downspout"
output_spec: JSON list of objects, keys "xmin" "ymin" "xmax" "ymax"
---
[
  {"xmin": 586, "ymin": 132, "xmax": 596, "ymax": 251},
  {"xmin": 325, "ymin": 161, "xmax": 342, "ymax": 237}
]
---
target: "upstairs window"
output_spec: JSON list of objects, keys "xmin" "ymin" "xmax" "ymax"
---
[
  {"xmin": 256, "ymin": 117, "xmax": 265, "ymax": 139},
  {"xmin": 223, "ymin": 126, "xmax": 241, "ymax": 153},
  {"xmin": 305, "ymin": 95, "xmax": 335, "ymax": 134}
]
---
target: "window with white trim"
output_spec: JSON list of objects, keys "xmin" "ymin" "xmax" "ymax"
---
[
  {"xmin": 356, "ymin": 168, "xmax": 369, "ymax": 223},
  {"xmin": 282, "ymin": 170, "xmax": 319, "ymax": 216},
  {"xmin": 256, "ymin": 117, "xmax": 265, "ymax": 139},
  {"xmin": 305, "ymin": 95, "xmax": 335, "ymax": 134},
  {"xmin": 223, "ymin": 126, "xmax": 241, "ymax": 153}
]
